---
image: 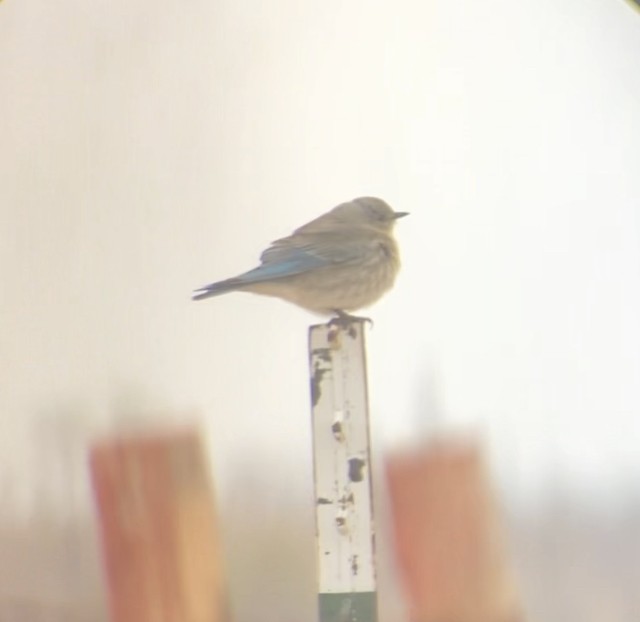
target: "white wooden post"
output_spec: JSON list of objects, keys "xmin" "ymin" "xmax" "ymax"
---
[{"xmin": 308, "ymin": 320, "xmax": 377, "ymax": 622}]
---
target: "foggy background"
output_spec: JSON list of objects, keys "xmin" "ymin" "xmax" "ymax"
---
[{"xmin": 1, "ymin": 0, "xmax": 639, "ymax": 620}]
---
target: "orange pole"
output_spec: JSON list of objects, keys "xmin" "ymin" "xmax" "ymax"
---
[
  {"xmin": 386, "ymin": 440, "xmax": 524, "ymax": 622},
  {"xmin": 90, "ymin": 429, "xmax": 229, "ymax": 622}
]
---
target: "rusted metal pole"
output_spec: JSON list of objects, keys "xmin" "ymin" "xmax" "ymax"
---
[
  {"xmin": 90, "ymin": 428, "xmax": 229, "ymax": 622},
  {"xmin": 308, "ymin": 320, "xmax": 377, "ymax": 622}
]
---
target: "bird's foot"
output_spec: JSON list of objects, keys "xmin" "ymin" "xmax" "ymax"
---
[{"xmin": 327, "ymin": 310, "xmax": 373, "ymax": 338}]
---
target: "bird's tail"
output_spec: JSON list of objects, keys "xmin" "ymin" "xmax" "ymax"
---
[{"xmin": 192, "ymin": 277, "xmax": 247, "ymax": 301}]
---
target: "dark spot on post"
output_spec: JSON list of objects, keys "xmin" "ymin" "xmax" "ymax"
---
[
  {"xmin": 331, "ymin": 420, "xmax": 343, "ymax": 440},
  {"xmin": 314, "ymin": 347, "xmax": 331, "ymax": 363},
  {"xmin": 310, "ymin": 358, "xmax": 329, "ymax": 407},
  {"xmin": 317, "ymin": 497, "xmax": 332, "ymax": 505},
  {"xmin": 337, "ymin": 492, "xmax": 354, "ymax": 507},
  {"xmin": 348, "ymin": 458, "xmax": 366, "ymax": 482},
  {"xmin": 328, "ymin": 327, "xmax": 340, "ymax": 345}
]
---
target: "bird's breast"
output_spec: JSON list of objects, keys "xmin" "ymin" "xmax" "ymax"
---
[{"xmin": 244, "ymin": 232, "xmax": 401, "ymax": 314}]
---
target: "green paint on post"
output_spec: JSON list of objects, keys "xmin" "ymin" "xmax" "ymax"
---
[{"xmin": 318, "ymin": 592, "xmax": 377, "ymax": 622}]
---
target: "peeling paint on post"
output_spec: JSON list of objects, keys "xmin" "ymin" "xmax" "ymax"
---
[{"xmin": 308, "ymin": 320, "xmax": 377, "ymax": 622}]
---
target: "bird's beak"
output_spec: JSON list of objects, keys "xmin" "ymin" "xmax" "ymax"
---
[{"xmin": 393, "ymin": 211, "xmax": 409, "ymax": 219}]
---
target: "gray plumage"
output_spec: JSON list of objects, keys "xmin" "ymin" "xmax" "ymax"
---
[{"xmin": 192, "ymin": 196, "xmax": 408, "ymax": 316}]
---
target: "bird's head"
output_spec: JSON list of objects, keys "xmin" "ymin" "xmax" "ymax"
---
[
  {"xmin": 334, "ymin": 197, "xmax": 409, "ymax": 232},
  {"xmin": 294, "ymin": 196, "xmax": 408, "ymax": 235}
]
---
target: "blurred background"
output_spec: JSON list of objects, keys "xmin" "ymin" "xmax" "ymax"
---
[{"xmin": 1, "ymin": 0, "xmax": 639, "ymax": 620}]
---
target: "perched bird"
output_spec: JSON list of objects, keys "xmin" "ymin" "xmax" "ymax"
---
[{"xmin": 192, "ymin": 196, "xmax": 408, "ymax": 317}]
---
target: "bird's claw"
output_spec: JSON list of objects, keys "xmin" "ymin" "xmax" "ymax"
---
[{"xmin": 327, "ymin": 311, "xmax": 373, "ymax": 338}]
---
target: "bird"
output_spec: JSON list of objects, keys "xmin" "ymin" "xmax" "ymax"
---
[{"xmin": 192, "ymin": 196, "xmax": 408, "ymax": 319}]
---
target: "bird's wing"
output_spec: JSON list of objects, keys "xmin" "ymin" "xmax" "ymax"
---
[
  {"xmin": 262, "ymin": 231, "xmax": 364, "ymax": 266},
  {"xmin": 221, "ymin": 231, "xmax": 365, "ymax": 285},
  {"xmin": 191, "ymin": 239, "xmax": 330, "ymax": 299},
  {"xmin": 192, "ymin": 230, "xmax": 377, "ymax": 300}
]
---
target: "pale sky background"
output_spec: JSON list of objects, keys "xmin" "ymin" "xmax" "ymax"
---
[{"xmin": 1, "ymin": 0, "xmax": 640, "ymax": 518}]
